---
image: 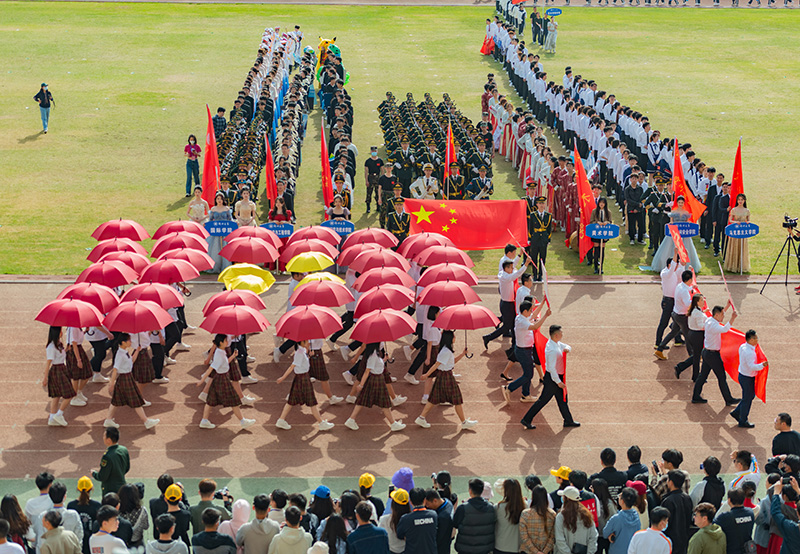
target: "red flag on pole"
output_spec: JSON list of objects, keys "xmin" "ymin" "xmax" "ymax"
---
[
  {"xmin": 320, "ymin": 120, "xmax": 334, "ymax": 217},
  {"xmin": 671, "ymin": 138, "xmax": 705, "ymax": 223},
  {"xmin": 574, "ymin": 145, "xmax": 594, "ymax": 264},
  {"xmin": 264, "ymin": 133, "xmax": 278, "ymax": 208},
  {"xmin": 444, "ymin": 122, "xmax": 456, "ymax": 194},
  {"xmin": 667, "ymin": 224, "xmax": 690, "ymax": 266},
  {"xmin": 201, "ymin": 104, "xmax": 220, "ymax": 207},
  {"xmin": 729, "ymin": 138, "xmax": 744, "ymax": 209}
]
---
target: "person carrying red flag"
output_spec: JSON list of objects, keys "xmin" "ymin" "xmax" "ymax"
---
[
  {"xmin": 730, "ymin": 330, "xmax": 769, "ymax": 429},
  {"xmin": 691, "ymin": 301, "xmax": 740, "ymax": 406}
]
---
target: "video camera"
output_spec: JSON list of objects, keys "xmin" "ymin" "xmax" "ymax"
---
[
  {"xmin": 213, "ymin": 486, "xmax": 230, "ymax": 500},
  {"xmin": 783, "ymin": 215, "xmax": 798, "ymax": 230}
]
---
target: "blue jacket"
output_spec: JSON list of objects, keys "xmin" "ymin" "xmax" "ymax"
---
[
  {"xmin": 770, "ymin": 496, "xmax": 800, "ymax": 554},
  {"xmin": 346, "ymin": 523, "xmax": 390, "ymax": 554},
  {"xmin": 603, "ymin": 508, "xmax": 641, "ymax": 554}
]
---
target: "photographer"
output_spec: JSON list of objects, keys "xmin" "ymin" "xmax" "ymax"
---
[{"xmin": 189, "ymin": 480, "xmax": 231, "ymax": 536}]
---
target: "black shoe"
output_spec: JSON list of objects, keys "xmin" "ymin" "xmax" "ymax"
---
[
  {"xmin": 366, "ymin": 207, "xmax": 371, "ymax": 213},
  {"xmin": 674, "ymin": 365, "xmax": 682, "ymax": 379},
  {"xmin": 520, "ymin": 420, "xmax": 536, "ymax": 430},
  {"xmin": 594, "ymin": 268, "xmax": 599, "ymax": 274},
  {"xmin": 185, "ymin": 193, "xmax": 191, "ymax": 198},
  {"xmin": 564, "ymin": 421, "xmax": 581, "ymax": 428},
  {"xmin": 691, "ymin": 397, "xmax": 708, "ymax": 404},
  {"xmin": 738, "ymin": 421, "xmax": 755, "ymax": 428},
  {"xmin": 662, "ymin": 345, "xmax": 670, "ymax": 350},
  {"xmin": 704, "ymin": 244, "xmax": 710, "ymax": 250},
  {"xmin": 713, "ymin": 252, "xmax": 719, "ymax": 257},
  {"xmin": 500, "ymin": 374, "xmax": 512, "ymax": 382},
  {"xmin": 482, "ymin": 336, "xmax": 490, "ymax": 350},
  {"xmin": 674, "ymin": 340, "xmax": 685, "ymax": 346},
  {"xmin": 726, "ymin": 397, "xmax": 741, "ymax": 406}
]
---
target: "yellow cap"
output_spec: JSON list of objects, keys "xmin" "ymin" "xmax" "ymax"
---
[
  {"xmin": 359, "ymin": 473, "xmax": 376, "ymax": 489},
  {"xmin": 390, "ymin": 488, "xmax": 409, "ymax": 505},
  {"xmin": 550, "ymin": 466, "xmax": 572, "ymax": 480},
  {"xmin": 165, "ymin": 484, "xmax": 183, "ymax": 503},
  {"xmin": 77, "ymin": 476, "xmax": 93, "ymax": 492}
]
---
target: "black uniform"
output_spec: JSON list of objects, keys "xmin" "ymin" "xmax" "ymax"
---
[
  {"xmin": 643, "ymin": 189, "xmax": 670, "ymax": 250},
  {"xmin": 528, "ymin": 210, "xmax": 553, "ymax": 282},
  {"xmin": 364, "ymin": 157, "xmax": 384, "ymax": 211},
  {"xmin": 443, "ymin": 175, "xmax": 467, "ymax": 200},
  {"xmin": 466, "ymin": 177, "xmax": 493, "ymax": 200},
  {"xmin": 379, "ymin": 175, "xmax": 399, "ymax": 228},
  {"xmin": 389, "ymin": 148, "xmax": 415, "ymax": 197},
  {"xmin": 387, "ymin": 205, "xmax": 410, "ymax": 244}
]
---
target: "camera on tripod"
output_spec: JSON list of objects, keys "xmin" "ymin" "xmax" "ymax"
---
[{"xmin": 783, "ymin": 215, "xmax": 798, "ymax": 230}]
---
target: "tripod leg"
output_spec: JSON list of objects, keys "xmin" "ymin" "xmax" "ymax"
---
[{"xmin": 760, "ymin": 236, "xmax": 792, "ymax": 295}]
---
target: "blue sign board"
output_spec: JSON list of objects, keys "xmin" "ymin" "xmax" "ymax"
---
[
  {"xmin": 586, "ymin": 223, "xmax": 620, "ymax": 240},
  {"xmin": 665, "ymin": 222, "xmax": 700, "ymax": 238},
  {"xmin": 321, "ymin": 219, "xmax": 355, "ymax": 237},
  {"xmin": 545, "ymin": 7, "xmax": 562, "ymax": 16},
  {"xmin": 725, "ymin": 222, "xmax": 759, "ymax": 239},
  {"xmin": 205, "ymin": 220, "xmax": 238, "ymax": 237},
  {"xmin": 262, "ymin": 222, "xmax": 294, "ymax": 238}
]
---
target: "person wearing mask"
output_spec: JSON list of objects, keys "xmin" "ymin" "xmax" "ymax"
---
[
  {"xmin": 660, "ymin": 471, "xmax": 693, "ymax": 554},
  {"xmin": 628, "ymin": 507, "xmax": 671, "ymax": 554},
  {"xmin": 730, "ymin": 329, "xmax": 768, "ymax": 428},
  {"xmin": 39, "ymin": 511, "xmax": 80, "ymax": 554},
  {"xmin": 184, "ymin": 135, "xmax": 201, "ymax": 198},
  {"xmin": 146, "ymin": 514, "xmax": 188, "ymax": 554},
  {"xmin": 712, "ymin": 488, "xmax": 754, "ymax": 554},
  {"xmin": 346, "ymin": 502, "xmax": 390, "ymax": 554},
  {"xmin": 453, "ymin": 479, "xmax": 496, "ymax": 554},
  {"xmin": 266, "ymin": 507, "xmax": 312, "ymax": 554},
  {"xmin": 687, "ymin": 503, "xmax": 726, "ymax": 554},
  {"xmin": 396, "ymin": 488, "xmax": 437, "ymax": 554},
  {"xmin": 89, "ymin": 506, "xmax": 128, "ymax": 554},
  {"xmin": 554, "ymin": 486, "xmax": 598, "ymax": 554},
  {"xmin": 423, "ymin": 490, "xmax": 453, "ymax": 554},
  {"xmin": 689, "ymin": 457, "xmax": 726, "ymax": 510},
  {"xmin": 34, "ymin": 484, "xmax": 83, "ymax": 554},
  {"xmin": 235, "ymin": 495, "xmax": 280, "ymax": 554},
  {"xmin": 602, "ymin": 487, "xmax": 640, "ymax": 554}
]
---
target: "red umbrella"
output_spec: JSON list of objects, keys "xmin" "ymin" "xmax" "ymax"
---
[
  {"xmin": 227, "ymin": 226, "xmax": 282, "ymax": 249},
  {"xmin": 354, "ymin": 284, "xmax": 415, "ymax": 319},
  {"xmin": 220, "ymin": 237, "xmax": 279, "ymax": 264},
  {"xmin": 202, "ymin": 290, "xmax": 266, "ymax": 317},
  {"xmin": 158, "ymin": 248, "xmax": 215, "ymax": 272},
  {"xmin": 151, "ymin": 232, "xmax": 209, "ymax": 258},
  {"xmin": 120, "ymin": 283, "xmax": 183, "ymax": 309},
  {"xmin": 275, "ymin": 305, "xmax": 342, "ymax": 341},
  {"xmin": 349, "ymin": 249, "xmax": 411, "ymax": 274},
  {"xmin": 57, "ymin": 283, "xmax": 120, "ymax": 313},
  {"xmin": 91, "ymin": 219, "xmax": 150, "ymax": 242},
  {"xmin": 336, "ymin": 243, "xmax": 382, "ymax": 267},
  {"xmin": 341, "ymin": 228, "xmax": 398, "ymax": 250},
  {"xmin": 433, "ymin": 304, "xmax": 500, "ymax": 329},
  {"xmin": 87, "ymin": 238, "xmax": 149, "ymax": 263},
  {"xmin": 103, "ymin": 300, "xmax": 173, "ymax": 333},
  {"xmin": 416, "ymin": 246, "xmax": 474, "ymax": 268},
  {"xmin": 139, "ymin": 259, "xmax": 200, "ymax": 284},
  {"xmin": 288, "ymin": 225, "xmax": 341, "ymax": 247},
  {"xmin": 397, "ymin": 232, "xmax": 454, "ymax": 259},
  {"xmin": 418, "ymin": 281, "xmax": 480, "ymax": 307},
  {"xmin": 350, "ymin": 309, "xmax": 416, "ymax": 343},
  {"xmin": 35, "ymin": 298, "xmax": 104, "ymax": 327},
  {"xmin": 153, "ymin": 220, "xmax": 210, "ymax": 240},
  {"xmin": 76, "ymin": 260, "xmax": 139, "ymax": 288},
  {"xmin": 290, "ymin": 280, "xmax": 354, "ymax": 308},
  {"xmin": 98, "ymin": 251, "xmax": 151, "ymax": 274},
  {"xmin": 279, "ymin": 238, "xmax": 338, "ymax": 264},
  {"xmin": 200, "ymin": 304, "xmax": 270, "ymax": 335},
  {"xmin": 353, "ymin": 267, "xmax": 416, "ymax": 292},
  {"xmin": 417, "ymin": 262, "xmax": 479, "ymax": 288}
]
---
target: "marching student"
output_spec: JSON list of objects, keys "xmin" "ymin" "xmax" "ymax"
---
[
  {"xmin": 85, "ymin": 324, "xmax": 113, "ymax": 383},
  {"xmin": 502, "ymin": 300, "xmax": 551, "ymax": 408},
  {"xmin": 345, "ymin": 343, "xmax": 407, "ymax": 407},
  {"xmin": 344, "ymin": 343, "xmax": 407, "ymax": 432},
  {"xmin": 43, "ymin": 326, "xmax": 76, "ymax": 427},
  {"xmin": 130, "ymin": 331, "xmax": 155, "ymax": 405},
  {"xmin": 418, "ymin": 306, "xmax": 441, "ymax": 406},
  {"xmin": 309, "ymin": 338, "xmax": 345, "ymax": 405},
  {"xmin": 197, "ymin": 334, "xmax": 255, "ymax": 430},
  {"xmin": 149, "ymin": 328, "xmax": 168, "ymax": 384},
  {"xmin": 200, "ymin": 337, "xmax": 256, "ymax": 406},
  {"xmin": 275, "ymin": 339, "xmax": 336, "ymax": 432},
  {"xmin": 483, "ymin": 257, "xmax": 532, "ymax": 349},
  {"xmin": 65, "ymin": 326, "xmax": 91, "ymax": 406},
  {"xmin": 104, "ymin": 333, "xmax": 160, "ymax": 430},
  {"xmin": 693, "ymin": 302, "xmax": 740, "ymax": 406}
]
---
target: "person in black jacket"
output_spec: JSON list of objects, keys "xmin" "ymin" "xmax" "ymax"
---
[
  {"xmin": 626, "ymin": 445, "xmax": 649, "ymax": 481},
  {"xmin": 689, "ymin": 456, "xmax": 726, "ymax": 511},
  {"xmin": 424, "ymin": 490, "xmax": 453, "ymax": 554},
  {"xmin": 712, "ymin": 182, "xmax": 731, "ymax": 257},
  {"xmin": 660, "ymin": 471, "xmax": 693, "ymax": 554},
  {"xmin": 589, "ymin": 448, "xmax": 629, "ymax": 502},
  {"xmin": 624, "ymin": 173, "xmax": 646, "ymax": 245},
  {"xmin": 713, "ymin": 488, "xmax": 754, "ymax": 554},
  {"xmin": 453, "ymin": 479, "xmax": 496, "ymax": 554},
  {"xmin": 396, "ymin": 488, "xmax": 437, "ymax": 554}
]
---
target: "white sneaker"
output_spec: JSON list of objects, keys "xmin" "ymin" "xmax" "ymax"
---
[
  {"xmin": 392, "ymin": 395, "xmax": 407, "ymax": 406},
  {"xmin": 273, "ymin": 348, "xmax": 282, "ymax": 363},
  {"xmin": 340, "ymin": 345, "xmax": 351, "ymax": 361},
  {"xmin": 240, "ymin": 418, "xmax": 256, "ymax": 429},
  {"xmin": 198, "ymin": 392, "xmax": 208, "ymax": 402},
  {"xmin": 165, "ymin": 357, "xmax": 177, "ymax": 365},
  {"xmin": 77, "ymin": 391, "xmax": 88, "ymax": 402},
  {"xmin": 420, "ymin": 395, "xmax": 429, "ymax": 405},
  {"xmin": 346, "ymin": 395, "xmax": 357, "ymax": 404},
  {"xmin": 241, "ymin": 396, "xmax": 256, "ymax": 406},
  {"xmin": 318, "ymin": 420, "xmax": 335, "ymax": 431},
  {"xmin": 186, "ymin": 324, "xmax": 197, "ymax": 331},
  {"xmin": 142, "ymin": 400, "xmax": 152, "ymax": 407},
  {"xmin": 246, "ymin": 356, "xmax": 256, "ymax": 363},
  {"xmin": 103, "ymin": 418, "xmax": 119, "ymax": 428},
  {"xmin": 91, "ymin": 373, "xmax": 109, "ymax": 383},
  {"xmin": 344, "ymin": 418, "xmax": 359, "ymax": 430},
  {"xmin": 415, "ymin": 416, "xmax": 431, "ymax": 428},
  {"xmin": 328, "ymin": 339, "xmax": 339, "ymax": 350},
  {"xmin": 176, "ymin": 343, "xmax": 191, "ymax": 351},
  {"xmin": 70, "ymin": 397, "xmax": 87, "ymax": 407},
  {"xmin": 391, "ymin": 376, "xmax": 397, "ymax": 382},
  {"xmin": 329, "ymin": 395, "xmax": 344, "ymax": 405},
  {"xmin": 273, "ymin": 334, "xmax": 282, "ymax": 347},
  {"xmin": 461, "ymin": 418, "xmax": 478, "ymax": 430},
  {"xmin": 152, "ymin": 377, "xmax": 170, "ymax": 384},
  {"xmin": 404, "ymin": 373, "xmax": 420, "ymax": 385},
  {"xmin": 390, "ymin": 420, "xmax": 406, "ymax": 432},
  {"xmin": 47, "ymin": 416, "xmax": 61, "ymax": 427},
  {"xmin": 240, "ymin": 375, "xmax": 259, "ymax": 385},
  {"xmin": 520, "ymin": 395, "xmax": 535, "ymax": 403},
  {"xmin": 144, "ymin": 418, "xmax": 160, "ymax": 429},
  {"xmin": 199, "ymin": 419, "xmax": 216, "ymax": 429},
  {"xmin": 276, "ymin": 418, "xmax": 292, "ymax": 430},
  {"xmin": 403, "ymin": 345, "xmax": 413, "ymax": 361},
  {"xmin": 342, "ymin": 371, "xmax": 355, "ymax": 386}
]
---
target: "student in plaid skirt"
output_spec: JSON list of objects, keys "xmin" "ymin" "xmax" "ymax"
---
[
  {"xmin": 42, "ymin": 326, "xmax": 76, "ymax": 427},
  {"xmin": 131, "ymin": 331, "xmax": 155, "ymax": 405},
  {"xmin": 418, "ymin": 307, "xmax": 441, "ymax": 406},
  {"xmin": 344, "ymin": 343, "xmax": 407, "ymax": 432},
  {"xmin": 275, "ymin": 340, "xmax": 335, "ymax": 432},
  {"xmin": 199, "ymin": 335, "xmax": 256, "ymax": 406},
  {"xmin": 415, "ymin": 330, "xmax": 477, "ymax": 431},
  {"xmin": 65, "ymin": 327, "xmax": 91, "ymax": 407},
  {"xmin": 344, "ymin": 343, "xmax": 406, "ymax": 407},
  {"xmin": 198, "ymin": 334, "xmax": 256, "ymax": 430},
  {"xmin": 309, "ymin": 338, "xmax": 344, "ymax": 405},
  {"xmin": 104, "ymin": 333, "xmax": 160, "ymax": 430}
]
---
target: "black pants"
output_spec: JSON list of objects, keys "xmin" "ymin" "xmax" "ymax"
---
[
  {"xmin": 89, "ymin": 339, "xmax": 110, "ymax": 374},
  {"xmin": 732, "ymin": 374, "xmax": 756, "ymax": 424},
  {"xmin": 694, "ymin": 349, "xmax": 736, "ymax": 402},
  {"xmin": 659, "ymin": 313, "xmax": 690, "ymax": 352},
  {"xmin": 150, "ymin": 343, "xmax": 165, "ymax": 379},
  {"xmin": 676, "ymin": 330, "xmax": 704, "ymax": 380},
  {"xmin": 164, "ymin": 322, "xmax": 181, "ymax": 357},
  {"xmin": 233, "ymin": 338, "xmax": 250, "ymax": 377},
  {"xmin": 330, "ymin": 311, "xmax": 354, "ymax": 343},
  {"xmin": 407, "ymin": 341, "xmax": 428, "ymax": 375},
  {"xmin": 484, "ymin": 300, "xmax": 516, "ymax": 343},
  {"xmin": 655, "ymin": 296, "xmax": 675, "ymax": 346},
  {"xmin": 279, "ymin": 339, "xmax": 297, "ymax": 354},
  {"xmin": 627, "ymin": 211, "xmax": 644, "ymax": 241},
  {"xmin": 529, "ymin": 240, "xmax": 548, "ymax": 281},
  {"xmin": 649, "ymin": 214, "xmax": 666, "ymax": 250},
  {"xmin": 521, "ymin": 373, "xmax": 575, "ymax": 425},
  {"xmin": 713, "ymin": 222, "xmax": 727, "ymax": 255}
]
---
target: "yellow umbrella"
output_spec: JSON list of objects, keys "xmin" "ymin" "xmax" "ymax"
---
[
  {"xmin": 217, "ymin": 263, "xmax": 273, "ymax": 284},
  {"xmin": 286, "ymin": 252, "xmax": 335, "ymax": 273},
  {"xmin": 225, "ymin": 274, "xmax": 275, "ymax": 295},
  {"xmin": 297, "ymin": 272, "xmax": 345, "ymax": 286}
]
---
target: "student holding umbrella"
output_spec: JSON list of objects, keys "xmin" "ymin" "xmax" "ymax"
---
[
  {"xmin": 43, "ymin": 326, "xmax": 77, "ymax": 426},
  {"xmin": 197, "ymin": 334, "xmax": 255, "ymax": 430},
  {"xmin": 103, "ymin": 333, "xmax": 160, "ymax": 430},
  {"xmin": 274, "ymin": 339, "xmax": 336, "ymax": 432},
  {"xmin": 344, "ymin": 343, "xmax": 407, "ymax": 432}
]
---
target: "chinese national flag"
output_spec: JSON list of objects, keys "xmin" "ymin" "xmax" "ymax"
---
[
  {"xmin": 264, "ymin": 132, "xmax": 278, "ymax": 208},
  {"xmin": 667, "ymin": 224, "xmax": 690, "ymax": 266},
  {"xmin": 574, "ymin": 145, "xmax": 594, "ymax": 264},
  {"xmin": 320, "ymin": 120, "xmax": 334, "ymax": 217},
  {"xmin": 730, "ymin": 138, "xmax": 744, "ymax": 209},
  {"xmin": 671, "ymin": 138, "xmax": 705, "ymax": 223},
  {"xmin": 201, "ymin": 104, "xmax": 220, "ymax": 207},
  {"xmin": 404, "ymin": 199, "xmax": 528, "ymax": 250}
]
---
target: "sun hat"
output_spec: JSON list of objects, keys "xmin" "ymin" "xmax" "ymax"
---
[
  {"xmin": 77, "ymin": 476, "xmax": 93, "ymax": 492},
  {"xmin": 390, "ymin": 488, "xmax": 409, "ymax": 505},
  {"xmin": 550, "ymin": 466, "xmax": 572, "ymax": 480},
  {"xmin": 359, "ymin": 473, "xmax": 376, "ymax": 489},
  {"xmin": 557, "ymin": 486, "xmax": 581, "ymax": 502}
]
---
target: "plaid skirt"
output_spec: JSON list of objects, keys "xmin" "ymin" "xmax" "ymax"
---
[
  {"xmin": 225, "ymin": 347, "xmax": 241, "ymax": 381},
  {"xmin": 66, "ymin": 346, "xmax": 92, "ymax": 380},
  {"xmin": 356, "ymin": 372, "xmax": 392, "ymax": 409},
  {"xmin": 111, "ymin": 372, "xmax": 145, "ymax": 408},
  {"xmin": 288, "ymin": 372, "xmax": 317, "ymax": 407},
  {"xmin": 429, "ymin": 370, "xmax": 463, "ymax": 405},
  {"xmin": 422, "ymin": 345, "xmax": 439, "ymax": 373},
  {"xmin": 383, "ymin": 369, "xmax": 393, "ymax": 384},
  {"xmin": 132, "ymin": 350, "xmax": 155, "ymax": 384},
  {"xmin": 207, "ymin": 371, "xmax": 242, "ymax": 407},
  {"xmin": 354, "ymin": 356, "xmax": 368, "ymax": 381},
  {"xmin": 48, "ymin": 364, "xmax": 76, "ymax": 399},
  {"xmin": 309, "ymin": 350, "xmax": 329, "ymax": 381}
]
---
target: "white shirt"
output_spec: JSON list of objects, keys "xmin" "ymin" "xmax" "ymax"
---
[
  {"xmin": 498, "ymin": 266, "xmax": 528, "ymax": 302},
  {"xmin": 499, "ymin": 254, "xmax": 518, "ymax": 273},
  {"xmin": 66, "ymin": 327, "xmax": 84, "ymax": 345},
  {"xmin": 688, "ymin": 308, "xmax": 707, "ymax": 332},
  {"xmin": 703, "ymin": 317, "xmax": 731, "ymax": 350},
  {"xmin": 46, "ymin": 343, "xmax": 67, "ymax": 365},
  {"xmin": 514, "ymin": 314, "xmax": 535, "ymax": 348},
  {"xmin": 85, "ymin": 327, "xmax": 109, "ymax": 342},
  {"xmin": 292, "ymin": 346, "xmax": 310, "ymax": 374},
  {"xmin": 0, "ymin": 542, "xmax": 25, "ymax": 554},
  {"xmin": 89, "ymin": 532, "xmax": 128, "ymax": 554},
  {"xmin": 673, "ymin": 282, "xmax": 692, "ymax": 315},
  {"xmin": 627, "ymin": 528, "xmax": 672, "ymax": 554},
  {"xmin": 436, "ymin": 347, "xmax": 455, "ymax": 372},
  {"xmin": 544, "ymin": 339, "xmax": 570, "ymax": 385},
  {"xmin": 34, "ymin": 507, "xmax": 84, "ymax": 554},
  {"xmin": 211, "ymin": 348, "xmax": 230, "ymax": 374},
  {"xmin": 660, "ymin": 261, "xmax": 685, "ymax": 298},
  {"xmin": 423, "ymin": 325, "xmax": 441, "ymax": 346},
  {"xmin": 114, "ymin": 349, "xmax": 133, "ymax": 374},
  {"xmin": 130, "ymin": 331, "xmax": 150, "ymax": 349},
  {"xmin": 24, "ymin": 495, "xmax": 53, "ymax": 530},
  {"xmin": 366, "ymin": 351, "xmax": 385, "ymax": 375},
  {"xmin": 310, "ymin": 338, "xmax": 324, "ymax": 351},
  {"xmin": 515, "ymin": 285, "xmax": 531, "ymax": 313},
  {"xmin": 738, "ymin": 342, "xmax": 765, "ymax": 377}
]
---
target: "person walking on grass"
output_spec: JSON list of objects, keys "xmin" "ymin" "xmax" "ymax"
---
[{"xmin": 34, "ymin": 83, "xmax": 54, "ymax": 133}]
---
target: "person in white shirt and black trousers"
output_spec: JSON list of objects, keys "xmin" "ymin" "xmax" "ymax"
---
[
  {"xmin": 483, "ymin": 257, "xmax": 532, "ymax": 349},
  {"xmin": 674, "ymin": 293, "xmax": 706, "ymax": 383},
  {"xmin": 692, "ymin": 300, "xmax": 739, "ymax": 406},
  {"xmin": 655, "ymin": 270, "xmax": 694, "ymax": 360},
  {"xmin": 731, "ymin": 330, "xmax": 768, "ymax": 428}
]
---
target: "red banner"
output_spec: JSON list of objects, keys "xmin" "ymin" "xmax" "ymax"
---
[
  {"xmin": 574, "ymin": 145, "xmax": 594, "ymax": 263},
  {"xmin": 264, "ymin": 133, "xmax": 278, "ymax": 207},
  {"xmin": 201, "ymin": 104, "xmax": 220, "ymax": 207},
  {"xmin": 671, "ymin": 138, "xmax": 705, "ymax": 223},
  {"xmin": 667, "ymin": 224, "xmax": 690, "ymax": 266},
  {"xmin": 730, "ymin": 138, "xmax": 744, "ymax": 209},
  {"xmin": 321, "ymin": 120, "xmax": 334, "ymax": 217},
  {"xmin": 720, "ymin": 328, "xmax": 769, "ymax": 403},
  {"xmin": 405, "ymin": 199, "xmax": 529, "ymax": 250}
]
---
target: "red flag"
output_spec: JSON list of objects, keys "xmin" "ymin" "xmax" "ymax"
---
[
  {"xmin": 720, "ymin": 329, "xmax": 769, "ymax": 403},
  {"xmin": 320, "ymin": 121, "xmax": 334, "ymax": 216},
  {"xmin": 201, "ymin": 104, "xmax": 220, "ymax": 207},
  {"xmin": 574, "ymin": 145, "xmax": 594, "ymax": 263},
  {"xmin": 671, "ymin": 138, "xmax": 705, "ymax": 223},
  {"xmin": 444, "ymin": 122, "xmax": 456, "ymax": 197},
  {"xmin": 405, "ymin": 199, "xmax": 528, "ymax": 250},
  {"xmin": 534, "ymin": 328, "xmax": 547, "ymax": 372},
  {"xmin": 668, "ymin": 224, "xmax": 690, "ymax": 266},
  {"xmin": 480, "ymin": 36, "xmax": 495, "ymax": 56},
  {"xmin": 730, "ymin": 138, "xmax": 744, "ymax": 209},
  {"xmin": 264, "ymin": 133, "xmax": 278, "ymax": 208}
]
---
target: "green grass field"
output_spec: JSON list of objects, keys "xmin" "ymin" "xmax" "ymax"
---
[{"xmin": 1, "ymin": 3, "xmax": 799, "ymax": 276}]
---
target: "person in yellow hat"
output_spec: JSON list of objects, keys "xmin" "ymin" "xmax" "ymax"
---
[
  {"xmin": 358, "ymin": 474, "xmax": 385, "ymax": 517},
  {"xmin": 66, "ymin": 477, "xmax": 100, "ymax": 554},
  {"xmin": 378, "ymin": 489, "xmax": 409, "ymax": 554},
  {"xmin": 549, "ymin": 466, "xmax": 572, "ymax": 510}
]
